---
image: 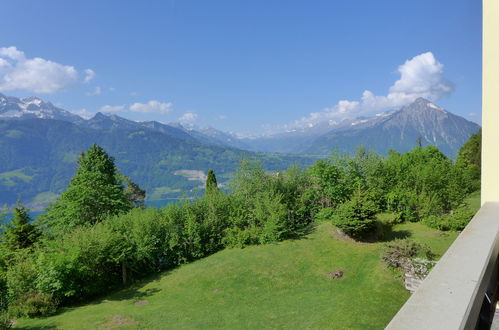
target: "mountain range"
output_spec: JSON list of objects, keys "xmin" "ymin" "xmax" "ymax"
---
[{"xmin": 0, "ymin": 93, "xmax": 479, "ymax": 209}]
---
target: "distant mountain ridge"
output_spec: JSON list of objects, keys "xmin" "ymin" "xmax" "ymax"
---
[
  {"xmin": 0, "ymin": 93, "xmax": 480, "ymax": 158},
  {"xmin": 0, "ymin": 93, "xmax": 84, "ymax": 124},
  {"xmin": 304, "ymin": 98, "xmax": 480, "ymax": 157}
]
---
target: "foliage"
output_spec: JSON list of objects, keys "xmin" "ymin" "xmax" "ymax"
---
[
  {"xmin": 41, "ymin": 144, "xmax": 131, "ymax": 232},
  {"xmin": 2, "ymin": 202, "xmax": 40, "ymax": 251},
  {"xmin": 9, "ymin": 292, "xmax": 57, "ymax": 318},
  {"xmin": 456, "ymin": 129, "xmax": 481, "ymax": 193},
  {"xmin": 307, "ymin": 153, "xmax": 355, "ymax": 208},
  {"xmin": 205, "ymin": 169, "xmax": 218, "ymax": 193},
  {"xmin": 121, "ymin": 175, "xmax": 146, "ymax": 208},
  {"xmin": 331, "ymin": 188, "xmax": 378, "ymax": 239},
  {"xmin": 225, "ymin": 161, "xmax": 315, "ymax": 246},
  {"xmin": 377, "ymin": 146, "xmax": 466, "ymax": 221},
  {"xmin": 423, "ymin": 204, "xmax": 475, "ymax": 231}
]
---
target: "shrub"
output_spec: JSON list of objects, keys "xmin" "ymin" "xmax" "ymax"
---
[
  {"xmin": 423, "ymin": 205, "xmax": 474, "ymax": 231},
  {"xmin": 332, "ymin": 190, "xmax": 378, "ymax": 239},
  {"xmin": 9, "ymin": 292, "xmax": 57, "ymax": 318},
  {"xmin": 0, "ymin": 310, "xmax": 11, "ymax": 330},
  {"xmin": 381, "ymin": 240, "xmax": 434, "ymax": 269}
]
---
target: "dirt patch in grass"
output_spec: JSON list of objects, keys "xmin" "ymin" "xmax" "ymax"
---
[
  {"xmin": 100, "ymin": 315, "xmax": 138, "ymax": 329},
  {"xmin": 327, "ymin": 269, "xmax": 344, "ymax": 279},
  {"xmin": 134, "ymin": 300, "xmax": 149, "ymax": 306},
  {"xmin": 212, "ymin": 289, "xmax": 222, "ymax": 294}
]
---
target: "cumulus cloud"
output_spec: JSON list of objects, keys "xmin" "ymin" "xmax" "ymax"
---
[
  {"xmin": 100, "ymin": 104, "xmax": 125, "ymax": 112},
  {"xmin": 83, "ymin": 69, "xmax": 95, "ymax": 83},
  {"xmin": 179, "ymin": 111, "xmax": 198, "ymax": 124},
  {"xmin": 130, "ymin": 100, "xmax": 172, "ymax": 114},
  {"xmin": 86, "ymin": 86, "xmax": 101, "ymax": 96},
  {"xmin": 294, "ymin": 52, "xmax": 454, "ymax": 127},
  {"xmin": 0, "ymin": 46, "xmax": 90, "ymax": 94}
]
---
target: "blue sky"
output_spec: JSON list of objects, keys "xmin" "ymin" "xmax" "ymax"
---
[{"xmin": 0, "ymin": 0, "xmax": 481, "ymax": 134}]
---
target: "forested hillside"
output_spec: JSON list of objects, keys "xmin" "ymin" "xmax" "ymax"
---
[{"xmin": 0, "ymin": 119, "xmax": 316, "ymax": 207}]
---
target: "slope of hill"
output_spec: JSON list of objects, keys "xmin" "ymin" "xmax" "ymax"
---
[
  {"xmin": 0, "ymin": 118, "xmax": 316, "ymax": 208},
  {"xmin": 16, "ymin": 221, "xmax": 458, "ymax": 329}
]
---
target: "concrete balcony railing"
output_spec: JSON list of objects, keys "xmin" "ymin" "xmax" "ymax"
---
[{"xmin": 387, "ymin": 202, "xmax": 499, "ymax": 329}]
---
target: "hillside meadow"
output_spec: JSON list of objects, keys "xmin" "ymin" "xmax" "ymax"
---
[{"xmin": 15, "ymin": 220, "xmax": 459, "ymax": 329}]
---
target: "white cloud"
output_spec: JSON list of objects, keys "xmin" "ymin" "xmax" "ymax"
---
[
  {"xmin": 294, "ymin": 52, "xmax": 454, "ymax": 127},
  {"xmin": 108, "ymin": 87, "xmax": 116, "ymax": 92},
  {"xmin": 130, "ymin": 100, "xmax": 172, "ymax": 114},
  {"xmin": 179, "ymin": 111, "xmax": 198, "ymax": 124},
  {"xmin": 70, "ymin": 108, "xmax": 95, "ymax": 119},
  {"xmin": 100, "ymin": 104, "xmax": 125, "ymax": 112},
  {"xmin": 0, "ymin": 46, "xmax": 87, "ymax": 94},
  {"xmin": 86, "ymin": 86, "xmax": 101, "ymax": 96},
  {"xmin": 218, "ymin": 115, "xmax": 228, "ymax": 120},
  {"xmin": 130, "ymin": 91, "xmax": 138, "ymax": 97},
  {"xmin": 468, "ymin": 112, "xmax": 478, "ymax": 117},
  {"xmin": 83, "ymin": 69, "xmax": 95, "ymax": 83}
]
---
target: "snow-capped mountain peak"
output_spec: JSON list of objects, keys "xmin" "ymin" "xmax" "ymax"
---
[{"xmin": 0, "ymin": 94, "xmax": 83, "ymax": 123}]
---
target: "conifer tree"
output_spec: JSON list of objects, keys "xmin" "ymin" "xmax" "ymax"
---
[
  {"xmin": 43, "ymin": 144, "xmax": 131, "ymax": 231},
  {"xmin": 121, "ymin": 175, "xmax": 146, "ymax": 208},
  {"xmin": 2, "ymin": 202, "xmax": 40, "ymax": 250},
  {"xmin": 205, "ymin": 169, "xmax": 218, "ymax": 193}
]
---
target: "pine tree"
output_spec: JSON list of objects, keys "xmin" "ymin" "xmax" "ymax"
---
[
  {"xmin": 2, "ymin": 202, "xmax": 40, "ymax": 250},
  {"xmin": 121, "ymin": 175, "xmax": 146, "ymax": 208},
  {"xmin": 43, "ymin": 144, "xmax": 131, "ymax": 231},
  {"xmin": 205, "ymin": 169, "xmax": 218, "ymax": 193}
]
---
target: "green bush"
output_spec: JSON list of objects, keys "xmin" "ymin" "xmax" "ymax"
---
[
  {"xmin": 9, "ymin": 292, "xmax": 57, "ymax": 318},
  {"xmin": 0, "ymin": 310, "xmax": 11, "ymax": 330},
  {"xmin": 423, "ymin": 205, "xmax": 475, "ymax": 231},
  {"xmin": 332, "ymin": 190, "xmax": 378, "ymax": 239}
]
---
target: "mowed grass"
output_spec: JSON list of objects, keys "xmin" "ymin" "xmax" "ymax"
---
[{"xmin": 16, "ymin": 221, "xmax": 459, "ymax": 330}]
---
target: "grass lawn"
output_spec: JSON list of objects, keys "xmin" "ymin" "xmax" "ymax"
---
[{"xmin": 16, "ymin": 221, "xmax": 459, "ymax": 330}]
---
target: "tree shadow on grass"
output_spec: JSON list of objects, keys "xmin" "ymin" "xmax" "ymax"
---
[
  {"xmin": 382, "ymin": 229, "xmax": 412, "ymax": 242},
  {"xmin": 355, "ymin": 226, "xmax": 412, "ymax": 243},
  {"xmin": 107, "ymin": 287, "xmax": 162, "ymax": 302},
  {"xmin": 90, "ymin": 271, "xmax": 166, "ymax": 304}
]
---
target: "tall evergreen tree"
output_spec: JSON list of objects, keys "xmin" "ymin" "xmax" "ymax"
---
[
  {"xmin": 205, "ymin": 169, "xmax": 218, "ymax": 193},
  {"xmin": 43, "ymin": 144, "xmax": 131, "ymax": 231},
  {"xmin": 121, "ymin": 175, "xmax": 146, "ymax": 208},
  {"xmin": 2, "ymin": 202, "xmax": 40, "ymax": 251}
]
